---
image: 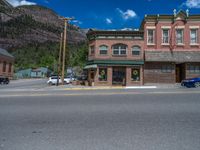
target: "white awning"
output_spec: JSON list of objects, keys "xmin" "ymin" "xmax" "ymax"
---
[{"xmin": 84, "ymin": 64, "xmax": 97, "ymax": 69}]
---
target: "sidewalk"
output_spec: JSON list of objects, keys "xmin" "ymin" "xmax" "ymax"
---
[{"xmin": 46, "ymin": 83, "xmax": 182, "ymax": 91}]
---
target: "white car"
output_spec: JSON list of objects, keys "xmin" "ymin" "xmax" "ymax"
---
[{"xmin": 47, "ymin": 76, "xmax": 71, "ymax": 85}]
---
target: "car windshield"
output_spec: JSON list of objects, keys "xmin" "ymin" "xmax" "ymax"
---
[{"xmin": 51, "ymin": 77, "xmax": 60, "ymax": 79}]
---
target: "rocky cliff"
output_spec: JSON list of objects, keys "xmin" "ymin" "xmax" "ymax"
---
[{"xmin": 0, "ymin": 1, "xmax": 86, "ymax": 50}]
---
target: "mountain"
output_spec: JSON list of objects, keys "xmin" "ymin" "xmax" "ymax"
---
[
  {"xmin": 0, "ymin": 2, "xmax": 87, "ymax": 50},
  {"xmin": 0, "ymin": 1, "xmax": 88, "ymax": 71}
]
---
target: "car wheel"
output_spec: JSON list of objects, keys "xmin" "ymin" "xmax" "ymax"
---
[
  {"xmin": 194, "ymin": 82, "xmax": 200, "ymax": 88},
  {"xmin": 48, "ymin": 82, "xmax": 53, "ymax": 86}
]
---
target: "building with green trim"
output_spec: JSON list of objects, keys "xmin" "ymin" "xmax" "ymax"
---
[
  {"xmin": 86, "ymin": 10, "xmax": 200, "ymax": 86},
  {"xmin": 86, "ymin": 30, "xmax": 145, "ymax": 86}
]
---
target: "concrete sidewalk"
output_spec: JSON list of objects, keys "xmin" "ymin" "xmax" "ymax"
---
[{"xmin": 46, "ymin": 83, "xmax": 182, "ymax": 91}]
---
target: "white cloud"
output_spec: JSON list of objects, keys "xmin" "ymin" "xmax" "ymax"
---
[
  {"xmin": 106, "ymin": 18, "xmax": 112, "ymax": 24},
  {"xmin": 6, "ymin": 0, "xmax": 36, "ymax": 7},
  {"xmin": 116, "ymin": 8, "xmax": 137, "ymax": 20},
  {"xmin": 71, "ymin": 20, "xmax": 83, "ymax": 25},
  {"xmin": 184, "ymin": 0, "xmax": 200, "ymax": 8},
  {"xmin": 121, "ymin": 28, "xmax": 133, "ymax": 31}
]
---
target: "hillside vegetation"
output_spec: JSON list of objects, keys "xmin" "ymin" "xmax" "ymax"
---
[
  {"xmin": 13, "ymin": 41, "xmax": 88, "ymax": 71},
  {"xmin": 0, "ymin": 2, "xmax": 88, "ymax": 70}
]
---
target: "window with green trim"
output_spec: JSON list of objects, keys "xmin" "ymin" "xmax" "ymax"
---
[
  {"xmin": 131, "ymin": 68, "xmax": 140, "ymax": 81},
  {"xmin": 112, "ymin": 44, "xmax": 127, "ymax": 55},
  {"xmin": 99, "ymin": 68, "xmax": 107, "ymax": 81},
  {"xmin": 99, "ymin": 45, "xmax": 108, "ymax": 55},
  {"xmin": 132, "ymin": 46, "xmax": 141, "ymax": 55}
]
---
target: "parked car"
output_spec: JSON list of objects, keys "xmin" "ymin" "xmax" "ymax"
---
[
  {"xmin": 77, "ymin": 75, "xmax": 88, "ymax": 81},
  {"xmin": 47, "ymin": 76, "xmax": 71, "ymax": 85},
  {"xmin": 65, "ymin": 73, "xmax": 77, "ymax": 81},
  {"xmin": 181, "ymin": 77, "xmax": 200, "ymax": 88},
  {"xmin": 0, "ymin": 76, "xmax": 9, "ymax": 85}
]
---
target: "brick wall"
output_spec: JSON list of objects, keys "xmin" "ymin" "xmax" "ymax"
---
[
  {"xmin": 89, "ymin": 66, "xmax": 144, "ymax": 86},
  {"xmin": 144, "ymin": 21, "xmax": 200, "ymax": 51},
  {"xmin": 93, "ymin": 66, "xmax": 113, "ymax": 86},
  {"xmin": 144, "ymin": 62, "xmax": 176, "ymax": 83},
  {"xmin": 126, "ymin": 66, "xmax": 144, "ymax": 86},
  {"xmin": 185, "ymin": 63, "xmax": 200, "ymax": 79},
  {"xmin": 88, "ymin": 39, "xmax": 144, "ymax": 61},
  {"xmin": 0, "ymin": 55, "xmax": 14, "ymax": 78}
]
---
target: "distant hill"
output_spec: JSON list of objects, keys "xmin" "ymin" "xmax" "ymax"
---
[
  {"xmin": 0, "ymin": 1, "xmax": 88, "ymax": 71},
  {"xmin": 0, "ymin": 2, "xmax": 87, "ymax": 50}
]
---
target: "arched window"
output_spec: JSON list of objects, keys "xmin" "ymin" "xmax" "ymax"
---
[
  {"xmin": 112, "ymin": 44, "xmax": 127, "ymax": 55},
  {"xmin": 132, "ymin": 46, "xmax": 141, "ymax": 55},
  {"xmin": 99, "ymin": 45, "xmax": 108, "ymax": 55}
]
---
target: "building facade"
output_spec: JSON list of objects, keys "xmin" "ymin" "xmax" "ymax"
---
[
  {"xmin": 86, "ymin": 30, "xmax": 144, "ymax": 86},
  {"xmin": 143, "ymin": 10, "xmax": 200, "ymax": 83},
  {"xmin": 86, "ymin": 10, "xmax": 200, "ymax": 86},
  {"xmin": 0, "ymin": 48, "xmax": 14, "ymax": 79}
]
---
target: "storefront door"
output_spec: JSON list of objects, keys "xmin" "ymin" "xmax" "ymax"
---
[
  {"xmin": 176, "ymin": 64, "xmax": 185, "ymax": 83},
  {"xmin": 112, "ymin": 67, "xmax": 126, "ymax": 86}
]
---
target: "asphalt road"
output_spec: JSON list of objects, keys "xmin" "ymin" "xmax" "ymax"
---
[
  {"xmin": 0, "ymin": 79, "xmax": 48, "ymax": 90},
  {"xmin": 0, "ymin": 91, "xmax": 200, "ymax": 150}
]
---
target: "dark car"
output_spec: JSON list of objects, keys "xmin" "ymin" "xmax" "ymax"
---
[
  {"xmin": 77, "ymin": 75, "xmax": 87, "ymax": 81},
  {"xmin": 181, "ymin": 77, "xmax": 200, "ymax": 88},
  {"xmin": 0, "ymin": 76, "xmax": 10, "ymax": 85}
]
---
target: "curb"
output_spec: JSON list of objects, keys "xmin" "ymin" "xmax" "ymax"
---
[
  {"xmin": 64, "ymin": 86, "xmax": 123, "ymax": 91},
  {"xmin": 64, "ymin": 86, "xmax": 157, "ymax": 91},
  {"xmin": 125, "ymin": 86, "xmax": 157, "ymax": 89}
]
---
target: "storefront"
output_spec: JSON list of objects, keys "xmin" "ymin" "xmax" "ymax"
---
[
  {"xmin": 144, "ymin": 51, "xmax": 200, "ymax": 83},
  {"xmin": 85, "ymin": 60, "xmax": 144, "ymax": 86}
]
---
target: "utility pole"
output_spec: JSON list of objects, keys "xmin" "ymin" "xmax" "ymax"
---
[
  {"xmin": 59, "ymin": 32, "xmax": 63, "ymax": 73},
  {"xmin": 60, "ymin": 17, "xmax": 74, "ymax": 85},
  {"xmin": 57, "ymin": 32, "xmax": 63, "ymax": 86}
]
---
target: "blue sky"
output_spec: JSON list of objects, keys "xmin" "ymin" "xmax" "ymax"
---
[{"xmin": 6, "ymin": 0, "xmax": 200, "ymax": 29}]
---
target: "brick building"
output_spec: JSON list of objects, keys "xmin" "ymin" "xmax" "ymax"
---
[
  {"xmin": 143, "ymin": 10, "xmax": 200, "ymax": 83},
  {"xmin": 86, "ymin": 10, "xmax": 200, "ymax": 86},
  {"xmin": 86, "ymin": 30, "xmax": 144, "ymax": 86},
  {"xmin": 0, "ymin": 48, "xmax": 14, "ymax": 79}
]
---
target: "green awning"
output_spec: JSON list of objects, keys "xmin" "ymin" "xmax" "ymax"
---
[
  {"xmin": 86, "ymin": 60, "xmax": 144, "ymax": 66},
  {"xmin": 84, "ymin": 64, "xmax": 98, "ymax": 69}
]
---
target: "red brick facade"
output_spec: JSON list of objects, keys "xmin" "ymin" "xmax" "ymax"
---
[
  {"xmin": 86, "ymin": 30, "xmax": 144, "ymax": 86},
  {"xmin": 143, "ymin": 10, "xmax": 200, "ymax": 83},
  {"xmin": 0, "ymin": 49, "xmax": 14, "ymax": 79},
  {"xmin": 86, "ymin": 10, "xmax": 200, "ymax": 86}
]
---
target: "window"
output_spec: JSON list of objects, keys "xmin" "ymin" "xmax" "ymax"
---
[
  {"xmin": 99, "ymin": 45, "xmax": 108, "ymax": 55},
  {"xmin": 131, "ymin": 69, "xmax": 140, "ymax": 81},
  {"xmin": 90, "ymin": 46, "xmax": 95, "ymax": 55},
  {"xmin": 112, "ymin": 44, "xmax": 127, "ymax": 55},
  {"xmin": 162, "ymin": 29, "xmax": 169, "ymax": 44},
  {"xmin": 189, "ymin": 65, "xmax": 200, "ymax": 73},
  {"xmin": 147, "ymin": 29, "xmax": 155, "ymax": 44},
  {"xmin": 132, "ymin": 46, "xmax": 141, "ymax": 55},
  {"xmin": 190, "ymin": 29, "xmax": 198, "ymax": 44},
  {"xmin": 3, "ymin": 61, "xmax": 6, "ymax": 72},
  {"xmin": 161, "ymin": 65, "xmax": 172, "ymax": 73},
  {"xmin": 99, "ymin": 68, "xmax": 107, "ymax": 81},
  {"xmin": 8, "ymin": 63, "xmax": 12, "ymax": 73},
  {"xmin": 176, "ymin": 29, "xmax": 184, "ymax": 44}
]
